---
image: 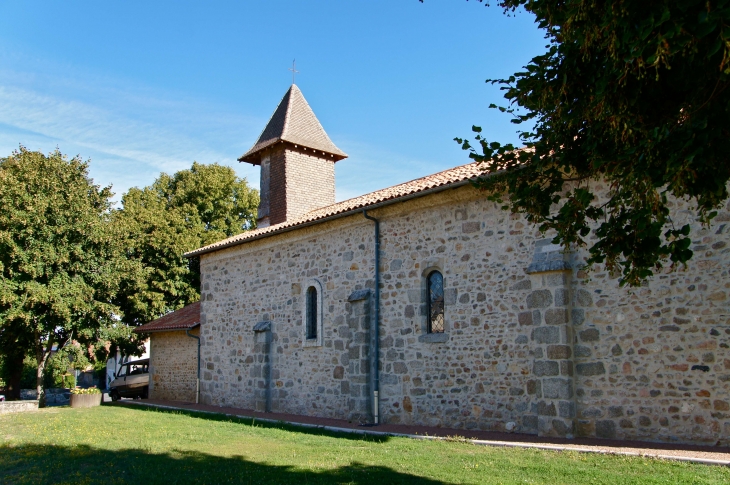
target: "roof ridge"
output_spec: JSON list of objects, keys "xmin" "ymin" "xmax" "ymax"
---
[
  {"xmin": 240, "ymin": 87, "xmax": 292, "ymax": 160},
  {"xmin": 302, "ymin": 160, "xmax": 482, "ymax": 215},
  {"xmin": 282, "ymin": 84, "xmax": 294, "ymax": 138},
  {"xmin": 184, "ymin": 161, "xmax": 485, "ymax": 258}
]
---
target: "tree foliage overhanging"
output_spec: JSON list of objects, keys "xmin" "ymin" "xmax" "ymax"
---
[{"xmin": 451, "ymin": 0, "xmax": 730, "ymax": 285}]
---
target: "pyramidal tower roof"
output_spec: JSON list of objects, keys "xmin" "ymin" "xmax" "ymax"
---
[{"xmin": 239, "ymin": 84, "xmax": 347, "ymax": 164}]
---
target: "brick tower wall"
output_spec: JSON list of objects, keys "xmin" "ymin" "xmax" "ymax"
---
[
  {"xmin": 268, "ymin": 146, "xmax": 336, "ymax": 226},
  {"xmin": 268, "ymin": 149, "xmax": 287, "ymax": 225}
]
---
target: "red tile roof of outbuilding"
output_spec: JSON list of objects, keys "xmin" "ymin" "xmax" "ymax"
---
[{"xmin": 134, "ymin": 301, "xmax": 200, "ymax": 334}]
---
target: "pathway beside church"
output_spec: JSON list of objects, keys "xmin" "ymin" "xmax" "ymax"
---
[{"xmin": 119, "ymin": 398, "xmax": 730, "ymax": 465}]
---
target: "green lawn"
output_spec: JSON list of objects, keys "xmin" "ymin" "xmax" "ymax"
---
[{"xmin": 0, "ymin": 405, "xmax": 727, "ymax": 484}]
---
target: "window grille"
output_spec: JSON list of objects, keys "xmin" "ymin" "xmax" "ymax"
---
[
  {"xmin": 427, "ymin": 271, "xmax": 444, "ymax": 333},
  {"xmin": 306, "ymin": 286, "xmax": 318, "ymax": 339}
]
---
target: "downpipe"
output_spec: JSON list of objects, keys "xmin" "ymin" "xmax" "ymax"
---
[{"xmin": 362, "ymin": 210, "xmax": 380, "ymax": 425}]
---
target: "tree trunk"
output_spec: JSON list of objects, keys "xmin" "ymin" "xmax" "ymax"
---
[
  {"xmin": 35, "ymin": 333, "xmax": 53, "ymax": 408},
  {"xmin": 35, "ymin": 358, "xmax": 44, "ymax": 407}
]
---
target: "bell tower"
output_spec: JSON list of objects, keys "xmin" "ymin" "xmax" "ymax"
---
[{"xmin": 239, "ymin": 84, "xmax": 347, "ymax": 228}]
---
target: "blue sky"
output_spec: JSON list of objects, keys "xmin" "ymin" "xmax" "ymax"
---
[{"xmin": 0, "ymin": 1, "xmax": 546, "ymax": 202}]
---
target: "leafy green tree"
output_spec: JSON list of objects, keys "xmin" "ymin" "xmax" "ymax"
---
[
  {"xmin": 0, "ymin": 147, "xmax": 129, "ymax": 404},
  {"xmin": 114, "ymin": 162, "xmax": 258, "ymax": 326},
  {"xmin": 450, "ymin": 0, "xmax": 730, "ymax": 285},
  {"xmin": 158, "ymin": 161, "xmax": 259, "ymax": 242}
]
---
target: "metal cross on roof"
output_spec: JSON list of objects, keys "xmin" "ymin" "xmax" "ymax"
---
[{"xmin": 288, "ymin": 59, "xmax": 300, "ymax": 84}]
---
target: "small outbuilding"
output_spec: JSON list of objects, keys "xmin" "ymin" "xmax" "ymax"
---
[{"xmin": 134, "ymin": 302, "xmax": 200, "ymax": 403}]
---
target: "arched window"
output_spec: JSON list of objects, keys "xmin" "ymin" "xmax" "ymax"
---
[
  {"xmin": 302, "ymin": 279, "xmax": 323, "ymax": 347},
  {"xmin": 306, "ymin": 286, "xmax": 318, "ymax": 339},
  {"xmin": 427, "ymin": 270, "xmax": 444, "ymax": 333}
]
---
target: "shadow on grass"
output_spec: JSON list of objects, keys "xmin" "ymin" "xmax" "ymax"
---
[
  {"xmin": 0, "ymin": 443, "xmax": 449, "ymax": 485},
  {"xmin": 109, "ymin": 402, "xmax": 393, "ymax": 444}
]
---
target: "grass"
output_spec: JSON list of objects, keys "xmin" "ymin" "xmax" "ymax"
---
[{"xmin": 0, "ymin": 404, "xmax": 728, "ymax": 484}]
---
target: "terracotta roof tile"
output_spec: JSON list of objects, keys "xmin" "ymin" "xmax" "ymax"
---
[
  {"xmin": 239, "ymin": 84, "xmax": 347, "ymax": 164},
  {"xmin": 185, "ymin": 161, "xmax": 484, "ymax": 258},
  {"xmin": 134, "ymin": 301, "xmax": 200, "ymax": 333}
]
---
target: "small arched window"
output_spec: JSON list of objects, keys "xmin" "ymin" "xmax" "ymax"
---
[
  {"xmin": 306, "ymin": 286, "xmax": 318, "ymax": 339},
  {"xmin": 427, "ymin": 270, "xmax": 444, "ymax": 333}
]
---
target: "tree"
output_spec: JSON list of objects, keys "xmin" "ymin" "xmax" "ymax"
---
[
  {"xmin": 114, "ymin": 162, "xmax": 258, "ymax": 326},
  {"xmin": 0, "ymin": 147, "xmax": 129, "ymax": 404},
  {"xmin": 450, "ymin": 0, "xmax": 730, "ymax": 285},
  {"xmin": 157, "ymin": 161, "xmax": 259, "ymax": 242}
]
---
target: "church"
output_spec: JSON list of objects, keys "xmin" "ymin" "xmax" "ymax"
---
[{"xmin": 169, "ymin": 84, "xmax": 728, "ymax": 446}]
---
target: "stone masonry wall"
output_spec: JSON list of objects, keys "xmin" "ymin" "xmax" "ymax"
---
[
  {"xmin": 199, "ymin": 220, "xmax": 377, "ymax": 420},
  {"xmin": 0, "ymin": 400, "xmax": 39, "ymax": 414},
  {"xmin": 199, "ymin": 183, "xmax": 730, "ymax": 445},
  {"xmin": 150, "ymin": 328, "xmax": 199, "ymax": 402},
  {"xmin": 568, "ymin": 190, "xmax": 730, "ymax": 445}
]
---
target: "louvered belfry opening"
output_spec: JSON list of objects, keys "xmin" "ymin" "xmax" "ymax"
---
[{"xmin": 239, "ymin": 84, "xmax": 348, "ymax": 228}]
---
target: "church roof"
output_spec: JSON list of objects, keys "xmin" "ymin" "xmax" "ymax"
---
[
  {"xmin": 239, "ymin": 84, "xmax": 347, "ymax": 164},
  {"xmin": 185, "ymin": 161, "xmax": 484, "ymax": 258},
  {"xmin": 134, "ymin": 301, "xmax": 200, "ymax": 334}
]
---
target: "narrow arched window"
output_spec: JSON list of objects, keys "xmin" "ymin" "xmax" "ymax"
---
[
  {"xmin": 306, "ymin": 286, "xmax": 318, "ymax": 339},
  {"xmin": 427, "ymin": 270, "xmax": 444, "ymax": 333}
]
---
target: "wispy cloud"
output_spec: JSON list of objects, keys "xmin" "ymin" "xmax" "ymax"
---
[
  {"xmin": 0, "ymin": 68, "xmax": 262, "ymax": 199},
  {"xmin": 0, "ymin": 62, "xmax": 461, "ymax": 206}
]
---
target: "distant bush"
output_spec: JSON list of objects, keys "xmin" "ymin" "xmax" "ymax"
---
[
  {"xmin": 44, "ymin": 352, "xmax": 76, "ymax": 389},
  {"xmin": 17, "ymin": 353, "xmax": 76, "ymax": 389}
]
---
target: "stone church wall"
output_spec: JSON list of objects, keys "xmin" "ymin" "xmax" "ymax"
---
[
  {"xmin": 199, "ymin": 183, "xmax": 730, "ymax": 445},
  {"xmin": 149, "ymin": 328, "xmax": 199, "ymax": 402},
  {"xmin": 568, "ymin": 191, "xmax": 730, "ymax": 445}
]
